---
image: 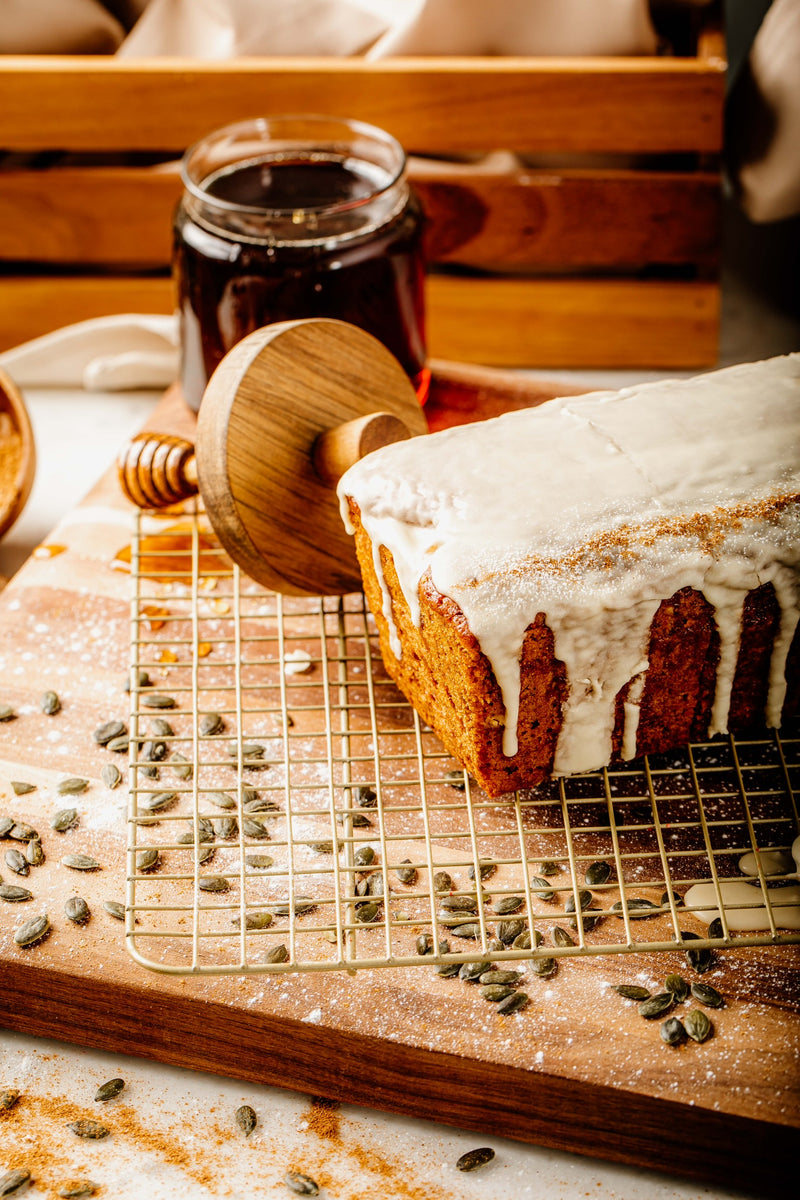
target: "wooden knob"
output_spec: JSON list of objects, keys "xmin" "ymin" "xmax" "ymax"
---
[
  {"xmin": 118, "ymin": 433, "xmax": 198, "ymax": 509},
  {"xmin": 312, "ymin": 411, "xmax": 413, "ymax": 487}
]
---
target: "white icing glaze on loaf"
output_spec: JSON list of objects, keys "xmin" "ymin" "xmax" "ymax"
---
[{"xmin": 338, "ymin": 356, "xmax": 800, "ymax": 776}]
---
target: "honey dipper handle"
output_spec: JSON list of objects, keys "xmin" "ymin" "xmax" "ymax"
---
[
  {"xmin": 312, "ymin": 411, "xmax": 413, "ymax": 487},
  {"xmin": 118, "ymin": 433, "xmax": 198, "ymax": 509}
]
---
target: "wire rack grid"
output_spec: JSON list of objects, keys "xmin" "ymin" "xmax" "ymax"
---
[{"xmin": 124, "ymin": 504, "xmax": 800, "ymax": 976}]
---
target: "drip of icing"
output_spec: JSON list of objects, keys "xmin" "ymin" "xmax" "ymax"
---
[
  {"xmin": 338, "ymin": 356, "xmax": 800, "ymax": 775},
  {"xmin": 621, "ymin": 662, "xmax": 648, "ymax": 762},
  {"xmin": 738, "ymin": 848, "xmax": 795, "ymax": 877},
  {"xmin": 684, "ymin": 880, "xmax": 800, "ymax": 931}
]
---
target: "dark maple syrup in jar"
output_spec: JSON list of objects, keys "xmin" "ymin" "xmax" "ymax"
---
[{"xmin": 174, "ymin": 117, "xmax": 427, "ymax": 412}]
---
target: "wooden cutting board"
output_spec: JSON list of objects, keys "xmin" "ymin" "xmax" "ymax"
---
[{"xmin": 0, "ymin": 383, "xmax": 797, "ymax": 1197}]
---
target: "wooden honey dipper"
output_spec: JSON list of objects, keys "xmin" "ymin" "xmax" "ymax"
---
[{"xmin": 118, "ymin": 319, "xmax": 427, "ymax": 596}]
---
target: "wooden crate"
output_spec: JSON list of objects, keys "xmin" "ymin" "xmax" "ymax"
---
[{"xmin": 0, "ymin": 29, "xmax": 725, "ymax": 367}]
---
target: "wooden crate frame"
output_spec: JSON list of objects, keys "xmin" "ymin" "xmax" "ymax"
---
[{"xmin": 0, "ymin": 35, "xmax": 726, "ymax": 366}]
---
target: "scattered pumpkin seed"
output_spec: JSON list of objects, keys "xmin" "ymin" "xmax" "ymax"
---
[
  {"xmin": 497, "ymin": 991, "xmax": 529, "ymax": 1015},
  {"xmin": 138, "ymin": 763, "xmax": 159, "ymax": 781},
  {"xmin": 660, "ymin": 889, "xmax": 684, "ymax": 908},
  {"xmin": 682, "ymin": 932, "xmax": 715, "ymax": 974},
  {"xmin": 5, "ymin": 849, "xmax": 28, "ymax": 876},
  {"xmin": 459, "ymin": 961, "xmax": 490, "ymax": 982},
  {"xmin": 52, "ymin": 808, "xmax": 78, "ymax": 833},
  {"xmin": 57, "ymin": 778, "xmax": 88, "ymax": 796},
  {"xmin": 198, "ymin": 875, "xmax": 229, "ymax": 893},
  {"xmin": 435, "ymin": 961, "xmax": 461, "ymax": 977},
  {"xmin": 660, "ymin": 1016, "xmax": 686, "ymax": 1046},
  {"xmin": 481, "ymin": 983, "xmax": 515, "ymax": 1003},
  {"xmin": 139, "ymin": 792, "xmax": 177, "ymax": 813},
  {"xmin": 0, "ymin": 1169, "xmax": 30, "ymax": 1197},
  {"xmin": 235, "ymin": 1105, "xmax": 256, "ymax": 1135},
  {"xmin": 94, "ymin": 1078, "xmax": 124, "ymax": 1102},
  {"xmin": 451, "ymin": 922, "xmax": 481, "ymax": 939},
  {"xmin": 9, "ymin": 823, "xmax": 38, "ymax": 841},
  {"xmin": 639, "ymin": 992, "xmax": 674, "ymax": 1019},
  {"xmin": 456, "ymin": 1147, "xmax": 495, "ymax": 1172},
  {"xmin": 433, "ymin": 871, "xmax": 454, "ymax": 893},
  {"xmin": 101, "ymin": 763, "xmax": 122, "ymax": 790},
  {"xmin": 0, "ymin": 884, "xmax": 32, "ymax": 902},
  {"xmin": 354, "ymin": 845, "xmax": 375, "ymax": 868},
  {"xmin": 707, "ymin": 917, "xmax": 724, "ymax": 939},
  {"xmin": 416, "ymin": 934, "xmax": 435, "ymax": 956},
  {"xmin": 124, "ymin": 669, "xmax": 151, "ymax": 692},
  {"xmin": 565, "ymin": 890, "xmax": 594, "ymax": 914},
  {"xmin": 232, "ymin": 912, "xmax": 273, "ymax": 930},
  {"xmin": 366, "ymin": 874, "xmax": 385, "ymax": 898},
  {"xmin": 136, "ymin": 849, "xmax": 160, "ymax": 873},
  {"xmin": 497, "ymin": 919, "xmax": 526, "ymax": 945},
  {"xmin": 529, "ymin": 876, "xmax": 556, "ymax": 902},
  {"xmin": 149, "ymin": 717, "xmax": 174, "ymax": 738},
  {"xmin": 103, "ymin": 900, "xmax": 125, "ymax": 921},
  {"xmin": 245, "ymin": 854, "xmax": 274, "ymax": 870},
  {"xmin": 665, "ymin": 974, "xmax": 689, "ymax": 1002},
  {"xmin": 0, "ymin": 1090, "xmax": 20, "ymax": 1111},
  {"xmin": 106, "ymin": 736, "xmax": 129, "ymax": 754},
  {"xmin": 10, "ymin": 781, "xmax": 35, "ymax": 796},
  {"xmin": 199, "ymin": 712, "xmax": 224, "ymax": 736},
  {"xmin": 168, "ymin": 753, "xmax": 193, "ymax": 780},
  {"xmin": 513, "ymin": 929, "xmax": 538, "ymax": 950},
  {"xmin": 142, "ymin": 740, "xmax": 167, "ymax": 763},
  {"xmin": 24, "ymin": 840, "xmax": 44, "ymax": 867},
  {"xmin": 212, "ymin": 816, "xmax": 238, "ymax": 840},
  {"xmin": 584, "ymin": 861, "xmax": 612, "ymax": 887},
  {"xmin": 337, "ymin": 810, "xmax": 371, "ymax": 828},
  {"xmin": 68, "ymin": 1119, "xmax": 109, "ymax": 1140},
  {"xmin": 309, "ymin": 840, "xmax": 338, "ymax": 855},
  {"xmin": 265, "ymin": 944, "xmax": 288, "ymax": 963},
  {"xmin": 352, "ymin": 784, "xmax": 377, "ymax": 807},
  {"xmin": 396, "ymin": 860, "xmax": 417, "ymax": 884},
  {"xmin": 495, "ymin": 895, "xmax": 524, "ymax": 915},
  {"xmin": 93, "ymin": 720, "xmax": 126, "ymax": 745},
  {"xmin": 690, "ymin": 982, "xmax": 724, "ymax": 1008},
  {"xmin": 0, "ymin": 705, "xmax": 16, "ymax": 722},
  {"xmin": 538, "ymin": 861, "xmax": 560, "ymax": 876},
  {"xmin": 468, "ymin": 860, "xmax": 496, "ymax": 881},
  {"xmin": 141, "ymin": 694, "xmax": 176, "ymax": 709},
  {"xmin": 684, "ymin": 1009, "xmax": 713, "ymax": 1043},
  {"xmin": 58, "ymin": 1183, "xmax": 97, "ymax": 1198},
  {"xmin": 227, "ymin": 742, "xmax": 265, "ymax": 759},
  {"xmin": 65, "ymin": 897, "xmax": 90, "ymax": 924},
  {"xmin": 243, "ymin": 795, "xmax": 279, "ymax": 813},
  {"xmin": 614, "ymin": 984, "xmax": 651, "ymax": 1001},
  {"xmin": 611, "ymin": 898, "xmax": 660, "ymax": 919},
  {"xmin": 197, "ymin": 845, "xmax": 215, "ymax": 865},
  {"xmin": 440, "ymin": 894, "xmax": 478, "ymax": 914},
  {"xmin": 62, "ymin": 854, "xmax": 100, "ymax": 871},
  {"xmin": 0, "ymin": 816, "xmax": 13, "ymax": 835},
  {"xmin": 14, "ymin": 913, "xmax": 49, "ymax": 946},
  {"xmin": 444, "ymin": 769, "xmax": 466, "ymax": 790},
  {"xmin": 284, "ymin": 1172, "xmax": 319, "ymax": 1196},
  {"xmin": 208, "ymin": 791, "xmax": 236, "ymax": 810},
  {"xmin": 480, "ymin": 969, "xmax": 522, "ymax": 986},
  {"xmin": 243, "ymin": 817, "xmax": 269, "ymax": 839},
  {"xmin": 552, "ymin": 926, "xmax": 576, "ymax": 948},
  {"xmin": 355, "ymin": 902, "xmax": 380, "ymax": 923},
  {"xmin": 529, "ymin": 956, "xmax": 557, "ymax": 978},
  {"xmin": 40, "ymin": 690, "xmax": 61, "ymax": 715}
]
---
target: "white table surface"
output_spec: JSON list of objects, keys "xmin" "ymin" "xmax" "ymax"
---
[{"xmin": 1, "ymin": 211, "xmax": 798, "ymax": 1197}]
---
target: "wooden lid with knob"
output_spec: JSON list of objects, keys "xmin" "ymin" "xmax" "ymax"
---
[{"xmin": 120, "ymin": 319, "xmax": 427, "ymax": 595}]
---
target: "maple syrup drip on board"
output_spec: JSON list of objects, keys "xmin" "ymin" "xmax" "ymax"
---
[{"xmin": 110, "ymin": 522, "xmax": 231, "ymax": 582}]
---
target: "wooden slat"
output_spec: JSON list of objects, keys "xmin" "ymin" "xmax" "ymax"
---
[
  {"xmin": 0, "ymin": 56, "xmax": 725, "ymax": 155},
  {"xmin": 0, "ymin": 164, "xmax": 721, "ymax": 271},
  {"xmin": 0, "ymin": 275, "xmax": 720, "ymax": 367}
]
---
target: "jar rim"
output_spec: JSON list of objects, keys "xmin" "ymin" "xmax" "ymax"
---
[{"xmin": 180, "ymin": 114, "xmax": 407, "ymax": 219}]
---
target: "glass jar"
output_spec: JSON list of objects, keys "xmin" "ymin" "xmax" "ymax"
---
[{"xmin": 173, "ymin": 115, "xmax": 427, "ymax": 412}]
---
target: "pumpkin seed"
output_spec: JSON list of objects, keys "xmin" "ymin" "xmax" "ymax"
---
[
  {"xmin": 243, "ymin": 795, "xmax": 279, "ymax": 813},
  {"xmin": 433, "ymin": 871, "xmax": 454, "ymax": 893},
  {"xmin": 337, "ymin": 810, "xmax": 371, "ymax": 828},
  {"xmin": 354, "ymin": 845, "xmax": 375, "ymax": 868},
  {"xmin": 459, "ymin": 960, "xmax": 490, "ymax": 982},
  {"xmin": 479, "ymin": 969, "xmax": 522, "ymax": 986},
  {"xmin": 538, "ymin": 861, "xmax": 560, "ymax": 876},
  {"xmin": 58, "ymin": 1183, "xmax": 97, "ymax": 1198},
  {"xmin": 270, "ymin": 897, "xmax": 315, "ymax": 916},
  {"xmin": 227, "ymin": 742, "xmax": 264, "ymax": 759},
  {"xmin": 62, "ymin": 854, "xmax": 100, "ymax": 871},
  {"xmin": 416, "ymin": 934, "xmax": 435, "ymax": 956},
  {"xmin": 396, "ymin": 860, "xmax": 417, "ymax": 884},
  {"xmin": 0, "ymin": 884, "xmax": 32, "ymax": 902},
  {"xmin": 468, "ymin": 860, "xmax": 496, "ymax": 882},
  {"xmin": 212, "ymin": 816, "xmax": 238, "ymax": 840},
  {"xmin": 142, "ymin": 740, "xmax": 167, "ymax": 763},
  {"xmin": 265, "ymin": 944, "xmax": 288, "ymax": 963},
  {"xmin": 235, "ymin": 1104, "xmax": 256, "ymax": 1135},
  {"xmin": 682, "ymin": 932, "xmax": 715, "ymax": 974},
  {"xmin": 440, "ymin": 894, "xmax": 478, "ymax": 913},
  {"xmin": 456, "ymin": 1147, "xmax": 495, "ymax": 1172},
  {"xmin": 65, "ymin": 897, "xmax": 90, "ymax": 924},
  {"xmin": 284, "ymin": 1172, "xmax": 319, "ymax": 1196},
  {"xmin": 451, "ymin": 922, "xmax": 481, "ymax": 939},
  {"xmin": 352, "ymin": 784, "xmax": 377, "ymax": 807},
  {"xmin": 435, "ymin": 961, "xmax": 461, "ymax": 977},
  {"xmin": 707, "ymin": 917, "xmax": 724, "ymax": 939},
  {"xmin": 9, "ymin": 823, "xmax": 38, "ymax": 841},
  {"xmin": 0, "ymin": 1169, "xmax": 30, "ymax": 1196},
  {"xmin": 149, "ymin": 717, "xmax": 174, "ymax": 738},
  {"xmin": 197, "ymin": 845, "xmax": 214, "ymax": 865},
  {"xmin": 57, "ymin": 778, "xmax": 88, "ymax": 796},
  {"xmin": 52, "ymin": 808, "xmax": 78, "ymax": 832},
  {"xmin": 481, "ymin": 984, "xmax": 514, "ymax": 1003},
  {"xmin": 0, "ymin": 705, "xmax": 16, "ymax": 722},
  {"xmin": 5, "ymin": 848, "xmax": 28, "ymax": 876},
  {"xmin": 93, "ymin": 720, "xmax": 126, "ymax": 745},
  {"xmin": 611, "ymin": 897, "xmax": 660, "ymax": 919},
  {"xmin": 94, "ymin": 1077, "xmax": 124, "ymax": 1102},
  {"xmin": 199, "ymin": 712, "xmax": 224, "ymax": 736},
  {"xmin": 553, "ymin": 925, "xmax": 576, "ymax": 948},
  {"xmin": 141, "ymin": 694, "xmax": 176, "ymax": 709},
  {"xmin": 40, "ymin": 690, "xmax": 61, "ymax": 715},
  {"xmin": 684, "ymin": 1009, "xmax": 713, "ymax": 1043},
  {"xmin": 513, "ymin": 929, "xmax": 539, "ymax": 950},
  {"xmin": 309, "ymin": 840, "xmax": 338, "ymax": 855},
  {"xmin": 198, "ymin": 875, "xmax": 229, "ymax": 893},
  {"xmin": 565, "ymin": 889, "xmax": 593, "ymax": 914},
  {"xmin": 444, "ymin": 769, "xmax": 466, "ymax": 790},
  {"xmin": 614, "ymin": 984, "xmax": 651, "ymax": 1000},
  {"xmin": 138, "ymin": 764, "xmax": 159, "ymax": 781},
  {"xmin": 639, "ymin": 992, "xmax": 674, "ymax": 1019},
  {"xmin": 0, "ymin": 1090, "xmax": 20, "ymax": 1111},
  {"xmin": 68, "ymin": 1119, "xmax": 109, "ymax": 1139},
  {"xmin": 24, "ymin": 840, "xmax": 44, "ymax": 867},
  {"xmin": 690, "ymin": 982, "xmax": 724, "ymax": 1008},
  {"xmin": 660, "ymin": 1016, "xmax": 686, "ymax": 1046},
  {"xmin": 530, "ymin": 876, "xmax": 556, "ymax": 902},
  {"xmin": 495, "ymin": 895, "xmax": 523, "ymax": 915},
  {"xmin": 245, "ymin": 854, "xmax": 274, "ymax": 870},
  {"xmin": 242, "ymin": 817, "xmax": 269, "ymax": 839},
  {"xmin": 208, "ymin": 791, "xmax": 236, "ymax": 810},
  {"xmin": 101, "ymin": 765, "xmax": 122, "ymax": 790},
  {"xmin": 497, "ymin": 991, "xmax": 529, "ymax": 1015},
  {"xmin": 139, "ymin": 792, "xmax": 177, "ymax": 813},
  {"xmin": 232, "ymin": 912, "xmax": 273, "ymax": 930},
  {"xmin": 124, "ymin": 669, "xmax": 151, "ymax": 692},
  {"xmin": 660, "ymin": 889, "xmax": 684, "ymax": 908},
  {"xmin": 665, "ymin": 974, "xmax": 689, "ymax": 1002},
  {"xmin": 355, "ymin": 902, "xmax": 380, "ymax": 923},
  {"xmin": 497, "ymin": 919, "xmax": 526, "ymax": 945},
  {"xmin": 168, "ymin": 753, "xmax": 193, "ymax": 780},
  {"xmin": 529, "ymin": 956, "xmax": 557, "ymax": 978},
  {"xmin": 10, "ymin": 781, "xmax": 36, "ymax": 796},
  {"xmin": 584, "ymin": 860, "xmax": 612, "ymax": 887},
  {"xmin": 136, "ymin": 849, "xmax": 160, "ymax": 873},
  {"xmin": 0, "ymin": 816, "xmax": 13, "ymax": 835},
  {"xmin": 103, "ymin": 900, "xmax": 125, "ymax": 921},
  {"xmin": 487, "ymin": 937, "xmax": 505, "ymax": 952},
  {"xmin": 14, "ymin": 913, "xmax": 49, "ymax": 946},
  {"xmin": 366, "ymin": 874, "xmax": 385, "ymax": 898},
  {"xmin": 106, "ymin": 736, "xmax": 129, "ymax": 754}
]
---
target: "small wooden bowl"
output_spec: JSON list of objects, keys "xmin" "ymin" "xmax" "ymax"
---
[{"xmin": 0, "ymin": 366, "xmax": 36, "ymax": 539}]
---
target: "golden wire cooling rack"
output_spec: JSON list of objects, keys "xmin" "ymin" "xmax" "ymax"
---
[{"xmin": 125, "ymin": 504, "xmax": 800, "ymax": 975}]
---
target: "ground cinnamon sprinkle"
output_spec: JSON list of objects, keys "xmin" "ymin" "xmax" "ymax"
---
[
  {"xmin": 0, "ymin": 416, "xmax": 22, "ymax": 501},
  {"xmin": 305, "ymin": 1095, "xmax": 342, "ymax": 1142}
]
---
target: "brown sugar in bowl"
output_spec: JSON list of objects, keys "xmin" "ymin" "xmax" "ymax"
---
[{"xmin": 0, "ymin": 365, "xmax": 35, "ymax": 539}]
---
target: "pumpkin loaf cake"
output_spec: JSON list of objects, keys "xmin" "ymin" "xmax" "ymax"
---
[{"xmin": 337, "ymin": 356, "xmax": 800, "ymax": 798}]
